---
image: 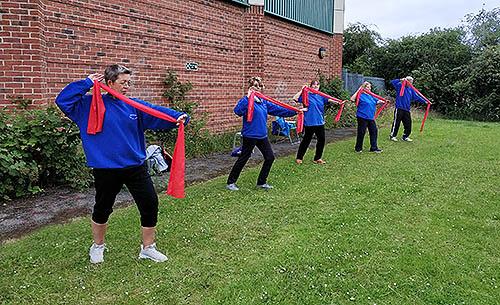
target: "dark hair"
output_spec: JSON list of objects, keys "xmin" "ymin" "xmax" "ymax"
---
[
  {"xmin": 310, "ymin": 79, "xmax": 319, "ymax": 86},
  {"xmin": 104, "ymin": 64, "xmax": 132, "ymax": 84},
  {"xmin": 247, "ymin": 76, "xmax": 264, "ymax": 90}
]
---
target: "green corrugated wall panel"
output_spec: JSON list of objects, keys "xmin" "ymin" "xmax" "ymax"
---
[
  {"xmin": 264, "ymin": 0, "xmax": 334, "ymax": 34},
  {"xmin": 230, "ymin": 0, "xmax": 249, "ymax": 5}
]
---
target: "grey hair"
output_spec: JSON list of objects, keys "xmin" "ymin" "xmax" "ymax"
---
[{"xmin": 104, "ymin": 64, "xmax": 132, "ymax": 84}]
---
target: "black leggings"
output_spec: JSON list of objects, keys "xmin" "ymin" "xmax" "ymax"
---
[
  {"xmin": 296, "ymin": 125, "xmax": 326, "ymax": 161},
  {"xmin": 355, "ymin": 117, "xmax": 379, "ymax": 151},
  {"xmin": 390, "ymin": 108, "xmax": 412, "ymax": 138},
  {"xmin": 92, "ymin": 164, "xmax": 158, "ymax": 227},
  {"xmin": 227, "ymin": 136, "xmax": 275, "ymax": 185}
]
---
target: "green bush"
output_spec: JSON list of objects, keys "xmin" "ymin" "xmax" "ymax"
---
[
  {"xmin": 0, "ymin": 106, "xmax": 91, "ymax": 200},
  {"xmin": 453, "ymin": 45, "xmax": 500, "ymax": 121},
  {"xmin": 318, "ymin": 74, "xmax": 357, "ymax": 129},
  {"xmin": 146, "ymin": 70, "xmax": 234, "ymax": 157}
]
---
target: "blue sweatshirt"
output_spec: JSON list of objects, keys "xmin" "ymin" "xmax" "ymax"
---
[
  {"xmin": 390, "ymin": 79, "xmax": 427, "ymax": 111},
  {"xmin": 234, "ymin": 96, "xmax": 296, "ymax": 139},
  {"xmin": 55, "ymin": 78, "xmax": 189, "ymax": 169},
  {"xmin": 298, "ymin": 93, "xmax": 328, "ymax": 126},
  {"xmin": 356, "ymin": 93, "xmax": 379, "ymax": 120}
]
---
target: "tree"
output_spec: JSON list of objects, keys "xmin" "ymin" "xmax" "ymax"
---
[
  {"xmin": 462, "ymin": 7, "xmax": 500, "ymax": 52},
  {"xmin": 342, "ymin": 23, "xmax": 382, "ymax": 73},
  {"xmin": 453, "ymin": 45, "xmax": 500, "ymax": 121},
  {"xmin": 371, "ymin": 28, "xmax": 472, "ymax": 83}
]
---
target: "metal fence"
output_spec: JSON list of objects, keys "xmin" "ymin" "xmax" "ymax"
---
[
  {"xmin": 264, "ymin": 0, "xmax": 334, "ymax": 34},
  {"xmin": 342, "ymin": 69, "xmax": 386, "ymax": 95}
]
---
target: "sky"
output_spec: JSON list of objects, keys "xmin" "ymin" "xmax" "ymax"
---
[{"xmin": 344, "ymin": 0, "xmax": 499, "ymax": 39}]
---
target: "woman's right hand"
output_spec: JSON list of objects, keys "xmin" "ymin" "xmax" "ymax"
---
[{"xmin": 88, "ymin": 73, "xmax": 104, "ymax": 82}]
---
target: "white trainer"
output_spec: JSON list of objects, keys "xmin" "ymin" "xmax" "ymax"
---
[
  {"xmin": 139, "ymin": 243, "xmax": 168, "ymax": 262},
  {"xmin": 226, "ymin": 183, "xmax": 239, "ymax": 191},
  {"xmin": 89, "ymin": 243, "xmax": 105, "ymax": 264},
  {"xmin": 402, "ymin": 137, "xmax": 413, "ymax": 142},
  {"xmin": 390, "ymin": 136, "xmax": 398, "ymax": 142},
  {"xmin": 256, "ymin": 183, "xmax": 273, "ymax": 190}
]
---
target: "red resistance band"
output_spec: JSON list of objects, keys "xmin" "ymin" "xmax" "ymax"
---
[
  {"xmin": 399, "ymin": 80, "xmax": 432, "ymax": 132},
  {"xmin": 301, "ymin": 86, "xmax": 347, "ymax": 122},
  {"xmin": 354, "ymin": 88, "xmax": 389, "ymax": 119},
  {"xmin": 247, "ymin": 90, "xmax": 304, "ymax": 133},
  {"xmin": 88, "ymin": 80, "xmax": 186, "ymax": 199}
]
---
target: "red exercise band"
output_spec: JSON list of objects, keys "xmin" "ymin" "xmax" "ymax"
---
[
  {"xmin": 399, "ymin": 80, "xmax": 432, "ymax": 132},
  {"xmin": 247, "ymin": 91, "xmax": 304, "ymax": 133},
  {"xmin": 301, "ymin": 86, "xmax": 346, "ymax": 122},
  {"xmin": 354, "ymin": 88, "xmax": 388, "ymax": 120},
  {"xmin": 88, "ymin": 80, "xmax": 186, "ymax": 199}
]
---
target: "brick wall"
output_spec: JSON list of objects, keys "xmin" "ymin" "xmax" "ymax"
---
[{"xmin": 1, "ymin": 0, "xmax": 342, "ymax": 133}]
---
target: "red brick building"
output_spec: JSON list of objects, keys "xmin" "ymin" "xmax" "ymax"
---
[{"xmin": 0, "ymin": 0, "xmax": 344, "ymax": 132}]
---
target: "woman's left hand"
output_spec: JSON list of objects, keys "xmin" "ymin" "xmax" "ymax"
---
[{"xmin": 176, "ymin": 114, "xmax": 188, "ymax": 125}]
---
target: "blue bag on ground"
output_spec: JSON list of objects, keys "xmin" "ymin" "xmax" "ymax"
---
[{"xmin": 231, "ymin": 146, "xmax": 242, "ymax": 157}]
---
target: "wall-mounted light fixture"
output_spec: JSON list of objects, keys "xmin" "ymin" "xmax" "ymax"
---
[{"xmin": 318, "ymin": 47, "xmax": 327, "ymax": 59}]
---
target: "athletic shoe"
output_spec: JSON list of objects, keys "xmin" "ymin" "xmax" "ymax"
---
[
  {"xmin": 370, "ymin": 149, "xmax": 383, "ymax": 153},
  {"xmin": 390, "ymin": 137, "xmax": 398, "ymax": 142},
  {"xmin": 256, "ymin": 183, "xmax": 273, "ymax": 190},
  {"xmin": 226, "ymin": 183, "xmax": 239, "ymax": 191},
  {"xmin": 139, "ymin": 243, "xmax": 168, "ymax": 262},
  {"xmin": 89, "ymin": 243, "xmax": 105, "ymax": 264},
  {"xmin": 355, "ymin": 149, "xmax": 362, "ymax": 153},
  {"xmin": 402, "ymin": 137, "xmax": 413, "ymax": 142}
]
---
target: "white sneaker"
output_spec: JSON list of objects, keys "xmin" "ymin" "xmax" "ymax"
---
[
  {"xmin": 89, "ymin": 243, "xmax": 105, "ymax": 264},
  {"xmin": 402, "ymin": 137, "xmax": 413, "ymax": 142},
  {"xmin": 139, "ymin": 243, "xmax": 168, "ymax": 262},
  {"xmin": 226, "ymin": 183, "xmax": 239, "ymax": 191},
  {"xmin": 256, "ymin": 183, "xmax": 273, "ymax": 190},
  {"xmin": 390, "ymin": 136, "xmax": 398, "ymax": 142}
]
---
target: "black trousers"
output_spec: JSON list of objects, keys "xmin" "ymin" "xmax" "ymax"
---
[
  {"xmin": 390, "ymin": 108, "xmax": 412, "ymax": 138},
  {"xmin": 296, "ymin": 125, "xmax": 326, "ymax": 161},
  {"xmin": 355, "ymin": 117, "xmax": 379, "ymax": 152},
  {"xmin": 227, "ymin": 136, "xmax": 275, "ymax": 185},
  {"xmin": 92, "ymin": 163, "xmax": 159, "ymax": 227}
]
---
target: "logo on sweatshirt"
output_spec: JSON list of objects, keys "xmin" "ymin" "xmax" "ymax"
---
[{"xmin": 129, "ymin": 114, "xmax": 138, "ymax": 120}]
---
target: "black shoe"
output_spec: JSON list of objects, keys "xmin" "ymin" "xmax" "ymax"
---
[{"xmin": 370, "ymin": 148, "xmax": 383, "ymax": 153}]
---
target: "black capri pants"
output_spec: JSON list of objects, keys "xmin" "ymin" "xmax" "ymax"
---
[{"xmin": 92, "ymin": 163, "xmax": 159, "ymax": 227}]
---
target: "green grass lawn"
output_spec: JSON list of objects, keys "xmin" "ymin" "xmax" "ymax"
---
[{"xmin": 1, "ymin": 117, "xmax": 499, "ymax": 305}]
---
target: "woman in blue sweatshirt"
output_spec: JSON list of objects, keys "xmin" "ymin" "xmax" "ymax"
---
[
  {"xmin": 389, "ymin": 76, "xmax": 427, "ymax": 142},
  {"xmin": 350, "ymin": 82, "xmax": 385, "ymax": 153},
  {"xmin": 293, "ymin": 80, "xmax": 342, "ymax": 164},
  {"xmin": 55, "ymin": 64, "xmax": 189, "ymax": 264},
  {"xmin": 226, "ymin": 77, "xmax": 297, "ymax": 191}
]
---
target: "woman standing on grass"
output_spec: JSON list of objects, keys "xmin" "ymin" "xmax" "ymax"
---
[
  {"xmin": 226, "ymin": 77, "xmax": 297, "ymax": 191},
  {"xmin": 293, "ymin": 80, "xmax": 342, "ymax": 164},
  {"xmin": 350, "ymin": 82, "xmax": 385, "ymax": 153}
]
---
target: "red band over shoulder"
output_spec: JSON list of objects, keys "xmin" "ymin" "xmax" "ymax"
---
[
  {"xmin": 89, "ymin": 81, "xmax": 186, "ymax": 199},
  {"xmin": 301, "ymin": 86, "xmax": 345, "ymax": 122},
  {"xmin": 399, "ymin": 79, "xmax": 407, "ymax": 97},
  {"xmin": 403, "ymin": 81, "xmax": 432, "ymax": 132},
  {"xmin": 247, "ymin": 91, "xmax": 304, "ymax": 133},
  {"xmin": 355, "ymin": 88, "xmax": 388, "ymax": 120}
]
